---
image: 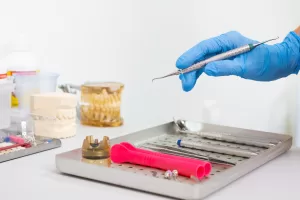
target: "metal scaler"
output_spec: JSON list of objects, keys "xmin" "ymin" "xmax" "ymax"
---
[
  {"xmin": 177, "ymin": 139, "xmax": 258, "ymax": 158},
  {"xmin": 175, "ymin": 119, "xmax": 279, "ymax": 148},
  {"xmin": 141, "ymin": 143, "xmax": 236, "ymax": 166},
  {"xmin": 152, "ymin": 37, "xmax": 279, "ymax": 82}
]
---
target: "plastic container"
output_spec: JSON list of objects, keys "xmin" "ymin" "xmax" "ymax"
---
[
  {"xmin": 0, "ymin": 80, "xmax": 14, "ymax": 129},
  {"xmin": 39, "ymin": 72, "xmax": 60, "ymax": 92},
  {"xmin": 13, "ymin": 72, "xmax": 59, "ymax": 112},
  {"xmin": 5, "ymin": 34, "xmax": 40, "ymax": 107},
  {"xmin": 10, "ymin": 108, "xmax": 34, "ymax": 133}
]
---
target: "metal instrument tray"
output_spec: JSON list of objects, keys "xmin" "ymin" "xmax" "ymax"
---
[
  {"xmin": 55, "ymin": 119, "xmax": 292, "ymax": 200},
  {"xmin": 0, "ymin": 135, "xmax": 62, "ymax": 163}
]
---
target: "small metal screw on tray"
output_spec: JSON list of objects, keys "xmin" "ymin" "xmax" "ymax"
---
[
  {"xmin": 163, "ymin": 170, "xmax": 178, "ymax": 180},
  {"xmin": 164, "ymin": 170, "xmax": 172, "ymax": 179}
]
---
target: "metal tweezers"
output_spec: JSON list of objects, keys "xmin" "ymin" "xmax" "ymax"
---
[{"xmin": 140, "ymin": 143, "xmax": 236, "ymax": 166}]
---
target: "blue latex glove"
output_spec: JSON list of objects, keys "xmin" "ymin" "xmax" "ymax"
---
[{"xmin": 176, "ymin": 31, "xmax": 300, "ymax": 92}]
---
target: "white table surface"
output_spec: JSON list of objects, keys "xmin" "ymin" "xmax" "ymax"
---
[{"xmin": 1, "ymin": 122, "xmax": 299, "ymax": 200}]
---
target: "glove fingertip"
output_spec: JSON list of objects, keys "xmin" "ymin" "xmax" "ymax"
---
[
  {"xmin": 176, "ymin": 56, "xmax": 189, "ymax": 69},
  {"xmin": 182, "ymin": 82, "xmax": 194, "ymax": 92},
  {"xmin": 179, "ymin": 72, "xmax": 197, "ymax": 92}
]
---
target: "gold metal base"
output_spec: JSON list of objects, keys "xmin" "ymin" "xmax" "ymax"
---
[
  {"xmin": 82, "ymin": 136, "xmax": 110, "ymax": 159},
  {"xmin": 81, "ymin": 158, "xmax": 112, "ymax": 167}
]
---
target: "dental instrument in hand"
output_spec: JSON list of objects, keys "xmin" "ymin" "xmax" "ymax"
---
[{"xmin": 152, "ymin": 37, "xmax": 279, "ymax": 82}]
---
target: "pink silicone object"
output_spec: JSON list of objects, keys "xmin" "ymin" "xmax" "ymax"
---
[
  {"xmin": 111, "ymin": 144, "xmax": 205, "ymax": 179},
  {"xmin": 9, "ymin": 135, "xmax": 25, "ymax": 144},
  {"xmin": 120, "ymin": 142, "xmax": 212, "ymax": 176}
]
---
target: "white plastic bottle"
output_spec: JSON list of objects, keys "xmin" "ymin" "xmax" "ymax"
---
[{"xmin": 5, "ymin": 34, "xmax": 39, "ymax": 107}]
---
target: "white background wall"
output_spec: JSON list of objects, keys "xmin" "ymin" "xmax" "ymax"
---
[{"xmin": 0, "ymin": 0, "xmax": 299, "ymax": 138}]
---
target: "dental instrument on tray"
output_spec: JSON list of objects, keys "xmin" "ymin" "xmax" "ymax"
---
[
  {"xmin": 120, "ymin": 142, "xmax": 212, "ymax": 175},
  {"xmin": 0, "ymin": 142, "xmax": 31, "ymax": 151},
  {"xmin": 111, "ymin": 143, "xmax": 206, "ymax": 179},
  {"xmin": 0, "ymin": 143, "xmax": 26, "ymax": 155},
  {"xmin": 0, "ymin": 134, "xmax": 31, "ymax": 153},
  {"xmin": 140, "ymin": 143, "xmax": 236, "ymax": 166},
  {"xmin": 152, "ymin": 37, "xmax": 279, "ymax": 82},
  {"xmin": 5, "ymin": 135, "xmax": 26, "ymax": 144},
  {"xmin": 0, "ymin": 130, "xmax": 61, "ymax": 163},
  {"xmin": 175, "ymin": 119, "xmax": 278, "ymax": 148},
  {"xmin": 177, "ymin": 139, "xmax": 258, "ymax": 158}
]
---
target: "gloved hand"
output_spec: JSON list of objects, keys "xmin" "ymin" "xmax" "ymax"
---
[{"xmin": 176, "ymin": 31, "xmax": 300, "ymax": 92}]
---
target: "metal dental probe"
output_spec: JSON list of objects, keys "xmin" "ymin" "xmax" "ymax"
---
[
  {"xmin": 140, "ymin": 144, "xmax": 236, "ymax": 166},
  {"xmin": 152, "ymin": 37, "xmax": 279, "ymax": 82},
  {"xmin": 142, "ymin": 143, "xmax": 237, "ymax": 165},
  {"xmin": 177, "ymin": 139, "xmax": 258, "ymax": 158},
  {"xmin": 175, "ymin": 119, "xmax": 278, "ymax": 148}
]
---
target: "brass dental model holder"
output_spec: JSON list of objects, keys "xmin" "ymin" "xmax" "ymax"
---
[{"xmin": 82, "ymin": 136, "xmax": 110, "ymax": 159}]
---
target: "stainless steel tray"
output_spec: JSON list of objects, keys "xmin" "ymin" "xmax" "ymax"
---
[
  {"xmin": 55, "ymin": 119, "xmax": 292, "ymax": 200},
  {"xmin": 0, "ymin": 135, "xmax": 62, "ymax": 163}
]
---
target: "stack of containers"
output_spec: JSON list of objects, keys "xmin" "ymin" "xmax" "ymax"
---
[
  {"xmin": 1, "ymin": 34, "xmax": 60, "ymax": 132},
  {"xmin": 0, "ymin": 61, "xmax": 14, "ymax": 129},
  {"xmin": 6, "ymin": 34, "xmax": 39, "ymax": 108},
  {"xmin": 4, "ymin": 34, "xmax": 40, "ymax": 130}
]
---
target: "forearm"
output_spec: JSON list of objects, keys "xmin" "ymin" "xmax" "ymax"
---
[{"xmin": 295, "ymin": 26, "xmax": 300, "ymax": 36}]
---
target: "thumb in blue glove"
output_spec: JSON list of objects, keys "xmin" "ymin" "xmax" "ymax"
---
[{"xmin": 176, "ymin": 31, "xmax": 300, "ymax": 92}]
